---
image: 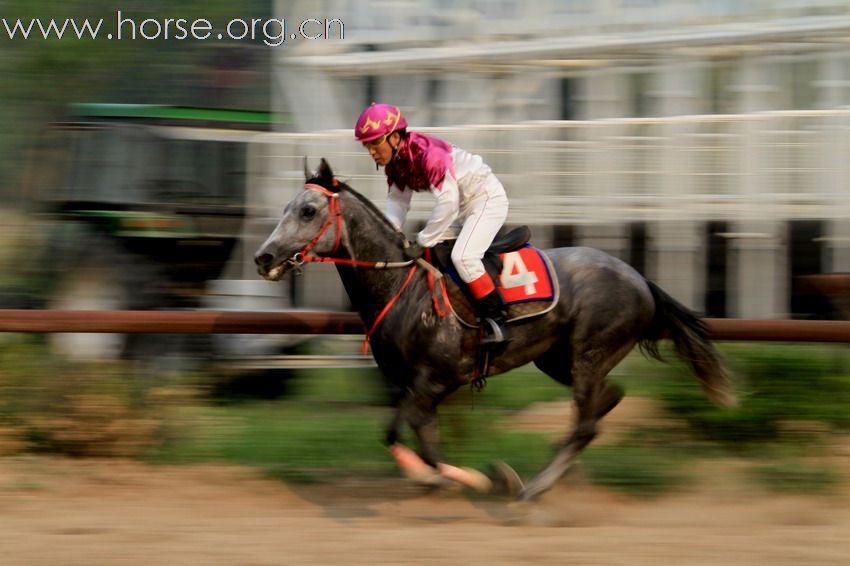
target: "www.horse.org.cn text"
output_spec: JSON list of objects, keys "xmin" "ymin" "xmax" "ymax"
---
[{"xmin": 1, "ymin": 12, "xmax": 345, "ymax": 47}]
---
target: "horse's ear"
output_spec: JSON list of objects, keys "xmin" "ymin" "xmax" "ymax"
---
[
  {"xmin": 318, "ymin": 158, "xmax": 334, "ymax": 182},
  {"xmin": 303, "ymin": 156, "xmax": 312, "ymax": 180},
  {"xmin": 317, "ymin": 158, "xmax": 340, "ymax": 191}
]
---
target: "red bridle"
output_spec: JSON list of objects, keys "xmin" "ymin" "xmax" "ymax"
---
[
  {"xmin": 288, "ymin": 182, "xmax": 411, "ymax": 270},
  {"xmin": 290, "ymin": 183, "xmax": 343, "ymax": 265},
  {"xmin": 290, "ymin": 181, "xmax": 450, "ymax": 352}
]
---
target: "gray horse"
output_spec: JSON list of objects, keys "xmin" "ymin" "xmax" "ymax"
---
[{"xmin": 255, "ymin": 159, "xmax": 735, "ymax": 501}]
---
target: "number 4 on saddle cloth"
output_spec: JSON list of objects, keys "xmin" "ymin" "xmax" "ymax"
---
[{"xmin": 429, "ymin": 226, "xmax": 560, "ymax": 328}]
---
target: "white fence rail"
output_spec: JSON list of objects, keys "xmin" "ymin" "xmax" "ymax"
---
[
  {"xmin": 229, "ymin": 110, "xmax": 850, "ymax": 317},
  {"xmin": 248, "ymin": 110, "xmax": 850, "ymax": 226}
]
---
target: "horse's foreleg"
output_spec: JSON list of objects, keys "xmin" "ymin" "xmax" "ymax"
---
[
  {"xmin": 384, "ymin": 409, "xmax": 403, "ymax": 446},
  {"xmin": 436, "ymin": 463, "xmax": 492, "ymax": 492},
  {"xmin": 408, "ymin": 388, "xmax": 492, "ymax": 492},
  {"xmin": 388, "ymin": 442, "xmax": 443, "ymax": 485},
  {"xmin": 383, "ymin": 379, "xmax": 446, "ymax": 485},
  {"xmin": 390, "ymin": 380, "xmax": 446, "ymax": 467},
  {"xmin": 383, "ymin": 392, "xmax": 441, "ymax": 484},
  {"xmin": 390, "ymin": 377, "xmax": 491, "ymax": 492}
]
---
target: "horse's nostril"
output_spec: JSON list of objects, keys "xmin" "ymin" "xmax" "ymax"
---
[{"xmin": 255, "ymin": 253, "xmax": 274, "ymax": 267}]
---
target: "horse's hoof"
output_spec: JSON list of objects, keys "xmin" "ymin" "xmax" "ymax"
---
[
  {"xmin": 516, "ymin": 481, "xmax": 545, "ymax": 503},
  {"xmin": 407, "ymin": 466, "xmax": 446, "ymax": 486},
  {"xmin": 489, "ymin": 461, "xmax": 524, "ymax": 497},
  {"xmin": 437, "ymin": 464, "xmax": 493, "ymax": 493},
  {"xmin": 460, "ymin": 467, "xmax": 493, "ymax": 493}
]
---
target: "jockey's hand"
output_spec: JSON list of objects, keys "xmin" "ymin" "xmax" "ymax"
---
[{"xmin": 404, "ymin": 242, "xmax": 425, "ymax": 260}]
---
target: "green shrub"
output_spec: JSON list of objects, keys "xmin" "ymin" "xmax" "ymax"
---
[
  {"xmin": 0, "ymin": 335, "xmax": 180, "ymax": 457},
  {"xmin": 651, "ymin": 344, "xmax": 850, "ymax": 447},
  {"xmin": 752, "ymin": 462, "xmax": 839, "ymax": 493},
  {"xmin": 580, "ymin": 445, "xmax": 688, "ymax": 497}
]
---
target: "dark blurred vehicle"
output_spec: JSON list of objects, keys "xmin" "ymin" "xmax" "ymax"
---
[{"xmin": 22, "ymin": 103, "xmax": 283, "ymax": 362}]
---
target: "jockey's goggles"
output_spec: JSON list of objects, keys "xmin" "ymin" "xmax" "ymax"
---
[{"xmin": 362, "ymin": 132, "xmax": 391, "ymax": 150}]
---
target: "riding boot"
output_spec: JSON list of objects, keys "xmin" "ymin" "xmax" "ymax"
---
[{"xmin": 475, "ymin": 289, "xmax": 510, "ymax": 345}]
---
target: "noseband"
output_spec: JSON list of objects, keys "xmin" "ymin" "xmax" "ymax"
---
[
  {"xmin": 286, "ymin": 183, "xmax": 343, "ymax": 268},
  {"xmin": 286, "ymin": 182, "xmax": 414, "ymax": 270}
]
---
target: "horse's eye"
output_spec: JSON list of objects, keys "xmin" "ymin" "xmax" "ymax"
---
[{"xmin": 301, "ymin": 205, "xmax": 316, "ymax": 220}]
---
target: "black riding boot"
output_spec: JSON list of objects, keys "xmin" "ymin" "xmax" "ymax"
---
[{"xmin": 475, "ymin": 290, "xmax": 510, "ymax": 345}]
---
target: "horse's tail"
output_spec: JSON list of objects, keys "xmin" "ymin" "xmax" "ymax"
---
[{"xmin": 639, "ymin": 279, "xmax": 737, "ymax": 408}]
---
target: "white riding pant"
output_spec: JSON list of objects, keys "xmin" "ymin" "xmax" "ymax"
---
[{"xmin": 449, "ymin": 177, "xmax": 509, "ymax": 286}]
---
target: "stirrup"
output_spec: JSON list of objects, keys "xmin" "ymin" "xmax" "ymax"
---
[{"xmin": 480, "ymin": 318, "xmax": 509, "ymax": 344}]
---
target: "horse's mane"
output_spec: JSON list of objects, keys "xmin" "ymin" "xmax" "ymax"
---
[
  {"xmin": 344, "ymin": 184, "xmax": 401, "ymax": 234},
  {"xmin": 307, "ymin": 175, "xmax": 406, "ymax": 244}
]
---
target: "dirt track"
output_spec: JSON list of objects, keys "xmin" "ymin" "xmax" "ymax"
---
[{"xmin": 1, "ymin": 456, "xmax": 849, "ymax": 566}]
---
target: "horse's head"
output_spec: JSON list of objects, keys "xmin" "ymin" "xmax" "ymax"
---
[{"xmin": 254, "ymin": 158, "xmax": 344, "ymax": 281}]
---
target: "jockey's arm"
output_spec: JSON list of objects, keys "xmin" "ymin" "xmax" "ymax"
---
[
  {"xmin": 385, "ymin": 183, "xmax": 412, "ymax": 229},
  {"xmin": 417, "ymin": 172, "xmax": 460, "ymax": 248}
]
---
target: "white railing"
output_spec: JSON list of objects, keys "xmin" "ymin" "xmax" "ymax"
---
[{"xmin": 247, "ymin": 110, "xmax": 850, "ymax": 227}]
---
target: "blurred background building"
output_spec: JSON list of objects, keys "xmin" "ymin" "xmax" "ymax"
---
[{"xmin": 248, "ymin": 0, "xmax": 850, "ymax": 321}]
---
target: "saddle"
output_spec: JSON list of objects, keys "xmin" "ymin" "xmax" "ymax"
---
[{"xmin": 429, "ymin": 226, "xmax": 560, "ymax": 328}]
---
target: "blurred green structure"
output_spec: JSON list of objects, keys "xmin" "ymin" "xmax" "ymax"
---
[{"xmin": 17, "ymin": 103, "xmax": 293, "ymax": 362}]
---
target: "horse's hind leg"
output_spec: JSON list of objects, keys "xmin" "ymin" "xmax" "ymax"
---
[
  {"xmin": 534, "ymin": 342, "xmax": 624, "ymax": 420},
  {"xmin": 519, "ymin": 341, "xmax": 631, "ymax": 502}
]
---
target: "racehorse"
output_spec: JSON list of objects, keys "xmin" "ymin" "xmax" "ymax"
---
[{"xmin": 254, "ymin": 159, "xmax": 736, "ymax": 501}]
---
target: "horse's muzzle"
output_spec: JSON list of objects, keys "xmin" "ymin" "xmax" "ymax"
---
[{"xmin": 254, "ymin": 252, "xmax": 287, "ymax": 281}]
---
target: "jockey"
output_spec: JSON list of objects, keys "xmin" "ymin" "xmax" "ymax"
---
[{"xmin": 355, "ymin": 102, "xmax": 510, "ymax": 344}]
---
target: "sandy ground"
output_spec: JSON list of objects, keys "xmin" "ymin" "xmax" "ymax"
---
[
  {"xmin": 1, "ymin": 457, "xmax": 849, "ymax": 566},
  {"xmin": 2, "ymin": 397, "xmax": 850, "ymax": 566}
]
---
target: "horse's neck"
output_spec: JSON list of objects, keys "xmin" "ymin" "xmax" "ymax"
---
[{"xmin": 335, "ymin": 192, "xmax": 425, "ymax": 325}]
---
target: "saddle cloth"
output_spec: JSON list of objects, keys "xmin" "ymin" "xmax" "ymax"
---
[{"xmin": 431, "ymin": 235, "xmax": 560, "ymax": 328}]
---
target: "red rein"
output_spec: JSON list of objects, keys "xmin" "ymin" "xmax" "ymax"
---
[{"xmin": 298, "ymin": 182, "xmax": 450, "ymax": 353}]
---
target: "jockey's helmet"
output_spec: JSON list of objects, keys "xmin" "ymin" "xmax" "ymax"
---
[{"xmin": 354, "ymin": 103, "xmax": 408, "ymax": 143}]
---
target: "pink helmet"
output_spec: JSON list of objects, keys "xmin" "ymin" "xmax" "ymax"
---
[{"xmin": 354, "ymin": 103, "xmax": 408, "ymax": 143}]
